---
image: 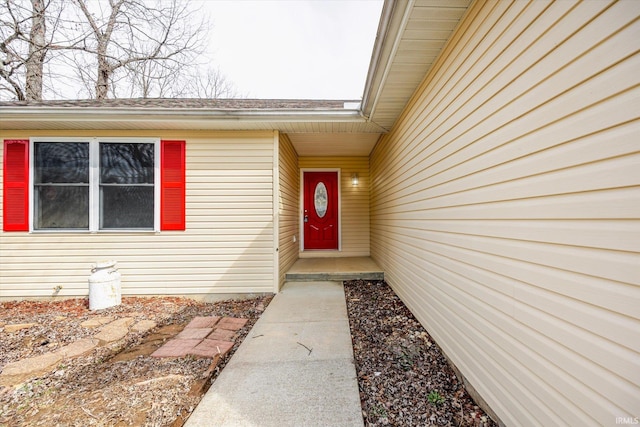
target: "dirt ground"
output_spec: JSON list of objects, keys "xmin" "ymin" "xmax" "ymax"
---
[
  {"xmin": 0, "ymin": 295, "xmax": 272, "ymax": 427},
  {"xmin": 2, "ymin": 282, "xmax": 497, "ymax": 427}
]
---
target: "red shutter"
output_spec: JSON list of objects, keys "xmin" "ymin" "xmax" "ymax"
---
[
  {"xmin": 3, "ymin": 140, "xmax": 29, "ymax": 231},
  {"xmin": 160, "ymin": 140, "xmax": 186, "ymax": 230}
]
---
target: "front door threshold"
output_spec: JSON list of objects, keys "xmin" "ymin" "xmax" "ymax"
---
[
  {"xmin": 286, "ymin": 272, "xmax": 384, "ymax": 282},
  {"xmin": 285, "ymin": 257, "xmax": 384, "ymax": 282},
  {"xmin": 299, "ymin": 250, "xmax": 341, "ymax": 259}
]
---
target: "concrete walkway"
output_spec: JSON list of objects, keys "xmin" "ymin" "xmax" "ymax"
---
[{"xmin": 185, "ymin": 281, "xmax": 364, "ymax": 427}]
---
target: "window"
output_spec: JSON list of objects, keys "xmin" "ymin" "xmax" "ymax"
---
[
  {"xmin": 99, "ymin": 142, "xmax": 155, "ymax": 229},
  {"xmin": 32, "ymin": 138, "xmax": 158, "ymax": 231},
  {"xmin": 34, "ymin": 142, "xmax": 90, "ymax": 229},
  {"xmin": 2, "ymin": 138, "xmax": 185, "ymax": 232}
]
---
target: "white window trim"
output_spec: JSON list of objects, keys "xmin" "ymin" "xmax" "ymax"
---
[{"xmin": 29, "ymin": 137, "xmax": 160, "ymax": 233}]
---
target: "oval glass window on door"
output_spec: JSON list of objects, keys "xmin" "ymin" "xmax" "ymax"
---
[{"xmin": 314, "ymin": 182, "xmax": 328, "ymax": 218}]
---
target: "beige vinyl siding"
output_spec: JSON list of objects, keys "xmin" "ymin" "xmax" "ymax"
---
[
  {"xmin": 370, "ymin": 1, "xmax": 640, "ymax": 426},
  {"xmin": 277, "ymin": 133, "xmax": 299, "ymax": 289},
  {"xmin": 0, "ymin": 130, "xmax": 276, "ymax": 298},
  {"xmin": 298, "ymin": 157, "xmax": 370, "ymax": 257}
]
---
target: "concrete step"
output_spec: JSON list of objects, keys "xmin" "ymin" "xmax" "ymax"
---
[
  {"xmin": 285, "ymin": 271, "xmax": 383, "ymax": 281},
  {"xmin": 285, "ymin": 256, "xmax": 384, "ymax": 282}
]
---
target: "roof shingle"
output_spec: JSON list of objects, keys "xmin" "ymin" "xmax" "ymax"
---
[{"xmin": 0, "ymin": 98, "xmax": 357, "ymax": 110}]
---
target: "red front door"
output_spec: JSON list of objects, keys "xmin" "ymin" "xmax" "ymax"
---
[{"xmin": 303, "ymin": 171, "xmax": 339, "ymax": 250}]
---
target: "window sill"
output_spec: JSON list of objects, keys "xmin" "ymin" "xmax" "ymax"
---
[{"xmin": 30, "ymin": 229, "xmax": 159, "ymax": 234}]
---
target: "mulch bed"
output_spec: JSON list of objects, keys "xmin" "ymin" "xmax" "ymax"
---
[{"xmin": 345, "ymin": 280, "xmax": 497, "ymax": 427}]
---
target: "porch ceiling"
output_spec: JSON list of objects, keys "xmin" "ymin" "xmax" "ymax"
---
[{"xmin": 288, "ymin": 133, "xmax": 380, "ymax": 157}]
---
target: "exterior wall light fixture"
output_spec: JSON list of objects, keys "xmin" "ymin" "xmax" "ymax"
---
[{"xmin": 351, "ymin": 173, "xmax": 359, "ymax": 186}]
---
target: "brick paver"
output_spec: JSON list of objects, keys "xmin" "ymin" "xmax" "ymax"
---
[
  {"xmin": 185, "ymin": 316, "xmax": 220, "ymax": 329},
  {"xmin": 189, "ymin": 339, "xmax": 234, "ymax": 358},
  {"xmin": 216, "ymin": 317, "xmax": 248, "ymax": 331},
  {"xmin": 140, "ymin": 316, "xmax": 248, "ymax": 359},
  {"xmin": 207, "ymin": 329, "xmax": 236, "ymax": 341},
  {"xmin": 151, "ymin": 339, "xmax": 202, "ymax": 358},
  {"xmin": 176, "ymin": 328, "xmax": 213, "ymax": 340}
]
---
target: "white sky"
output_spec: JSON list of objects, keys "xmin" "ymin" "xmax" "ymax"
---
[{"xmin": 197, "ymin": 0, "xmax": 384, "ymax": 100}]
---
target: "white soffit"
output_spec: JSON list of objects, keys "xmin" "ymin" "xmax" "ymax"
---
[
  {"xmin": 289, "ymin": 133, "xmax": 381, "ymax": 157},
  {"xmin": 0, "ymin": 114, "xmax": 386, "ymax": 134},
  {"xmin": 362, "ymin": 0, "xmax": 471, "ymax": 131}
]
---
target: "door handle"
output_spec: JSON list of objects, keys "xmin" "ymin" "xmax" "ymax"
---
[{"xmin": 304, "ymin": 215, "xmax": 309, "ymax": 223}]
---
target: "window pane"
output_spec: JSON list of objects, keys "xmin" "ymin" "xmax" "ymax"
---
[
  {"xmin": 35, "ymin": 186, "xmax": 89, "ymax": 229},
  {"xmin": 100, "ymin": 143, "xmax": 154, "ymax": 184},
  {"xmin": 314, "ymin": 182, "xmax": 328, "ymax": 218},
  {"xmin": 35, "ymin": 143, "xmax": 89, "ymax": 183},
  {"xmin": 100, "ymin": 186, "xmax": 154, "ymax": 229}
]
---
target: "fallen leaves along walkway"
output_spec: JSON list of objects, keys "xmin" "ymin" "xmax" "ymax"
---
[{"xmin": 345, "ymin": 280, "xmax": 497, "ymax": 427}]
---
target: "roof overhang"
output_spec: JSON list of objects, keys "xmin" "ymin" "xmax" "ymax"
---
[
  {"xmin": 0, "ymin": 105, "xmax": 382, "ymax": 131},
  {"xmin": 361, "ymin": 0, "xmax": 472, "ymax": 131},
  {"xmin": 0, "ymin": 0, "xmax": 472, "ymax": 156}
]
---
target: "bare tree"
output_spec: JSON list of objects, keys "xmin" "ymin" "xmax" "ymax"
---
[
  {"xmin": 183, "ymin": 66, "xmax": 240, "ymax": 99},
  {"xmin": 122, "ymin": 56, "xmax": 184, "ymax": 98},
  {"xmin": 1, "ymin": 0, "xmax": 240, "ymax": 101},
  {"xmin": 122, "ymin": 63, "xmax": 240, "ymax": 99},
  {"xmin": 0, "ymin": 0, "xmax": 34, "ymax": 100},
  {"xmin": 1, "ymin": 0, "xmax": 70, "ymax": 101},
  {"xmin": 24, "ymin": 0, "xmax": 45, "ymax": 100},
  {"xmin": 67, "ymin": 0, "xmax": 208, "ymax": 100}
]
